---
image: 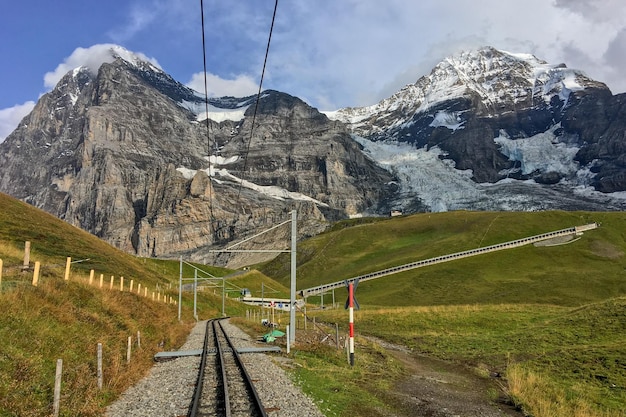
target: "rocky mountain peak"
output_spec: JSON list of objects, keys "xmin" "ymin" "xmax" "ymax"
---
[
  {"xmin": 0, "ymin": 50, "xmax": 396, "ymax": 267},
  {"xmin": 331, "ymin": 47, "xmax": 610, "ymax": 130},
  {"xmin": 326, "ymin": 46, "xmax": 626, "ymax": 210}
]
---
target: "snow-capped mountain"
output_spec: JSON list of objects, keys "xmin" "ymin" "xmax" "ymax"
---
[
  {"xmin": 1, "ymin": 45, "xmax": 625, "ymax": 265},
  {"xmin": 326, "ymin": 47, "xmax": 626, "ymax": 212}
]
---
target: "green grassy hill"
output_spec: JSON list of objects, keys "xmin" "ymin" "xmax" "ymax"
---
[
  {"xmin": 3, "ymin": 192, "xmax": 625, "ymax": 417},
  {"xmin": 262, "ymin": 210, "xmax": 626, "ymax": 307},
  {"xmin": 0, "ymin": 192, "xmax": 242, "ymax": 416},
  {"xmin": 259, "ymin": 210, "xmax": 626, "ymax": 416}
]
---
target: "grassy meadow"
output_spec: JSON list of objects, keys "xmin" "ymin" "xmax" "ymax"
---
[
  {"xmin": 2, "ymin": 189, "xmax": 626, "ymax": 417},
  {"xmin": 259, "ymin": 210, "xmax": 626, "ymax": 417},
  {"xmin": 0, "ymin": 193, "xmax": 239, "ymax": 416}
]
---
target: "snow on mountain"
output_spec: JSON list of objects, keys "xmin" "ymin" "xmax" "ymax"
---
[
  {"xmin": 352, "ymin": 135, "xmax": 484, "ymax": 212},
  {"xmin": 494, "ymin": 124, "xmax": 580, "ymax": 177},
  {"xmin": 180, "ymin": 100, "xmax": 250, "ymax": 123},
  {"xmin": 354, "ymin": 131, "xmax": 626, "ymax": 213},
  {"xmin": 327, "ymin": 47, "xmax": 590, "ymax": 128},
  {"xmin": 326, "ymin": 47, "xmax": 626, "ymax": 212},
  {"xmin": 429, "ymin": 110, "xmax": 466, "ymax": 131},
  {"xmin": 176, "ymin": 155, "xmax": 329, "ymax": 207}
]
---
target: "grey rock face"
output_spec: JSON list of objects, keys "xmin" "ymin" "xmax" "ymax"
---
[
  {"xmin": 3, "ymin": 46, "xmax": 626, "ymax": 264},
  {"xmin": 331, "ymin": 47, "xmax": 626, "ymax": 209},
  {"xmin": 0, "ymin": 56, "xmax": 395, "ymax": 266}
]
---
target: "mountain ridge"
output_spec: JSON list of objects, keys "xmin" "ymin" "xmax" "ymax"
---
[
  {"xmin": 326, "ymin": 46, "xmax": 626, "ymax": 211},
  {"xmin": 0, "ymin": 47, "xmax": 395, "ymax": 266},
  {"xmin": 1, "ymin": 45, "xmax": 625, "ymax": 263}
]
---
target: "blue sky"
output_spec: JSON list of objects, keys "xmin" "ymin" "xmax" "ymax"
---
[{"xmin": 1, "ymin": 0, "xmax": 625, "ymax": 142}]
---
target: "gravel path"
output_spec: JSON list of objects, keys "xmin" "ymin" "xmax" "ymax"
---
[{"xmin": 105, "ymin": 319, "xmax": 325, "ymax": 417}]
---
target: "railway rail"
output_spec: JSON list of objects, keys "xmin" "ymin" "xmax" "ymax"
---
[{"xmin": 188, "ymin": 319, "xmax": 267, "ymax": 417}]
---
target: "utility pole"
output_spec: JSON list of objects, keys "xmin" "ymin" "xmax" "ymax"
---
[{"xmin": 289, "ymin": 209, "xmax": 297, "ymax": 344}]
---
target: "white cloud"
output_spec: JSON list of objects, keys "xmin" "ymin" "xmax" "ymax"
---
[
  {"xmin": 261, "ymin": 0, "xmax": 626, "ymax": 109},
  {"xmin": 186, "ymin": 72, "xmax": 258, "ymax": 97},
  {"xmin": 602, "ymin": 28, "xmax": 626, "ymax": 93},
  {"xmin": 0, "ymin": 101, "xmax": 35, "ymax": 143},
  {"xmin": 43, "ymin": 44, "xmax": 161, "ymax": 90}
]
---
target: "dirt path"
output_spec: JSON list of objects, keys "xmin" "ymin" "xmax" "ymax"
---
[{"xmin": 374, "ymin": 338, "xmax": 525, "ymax": 417}]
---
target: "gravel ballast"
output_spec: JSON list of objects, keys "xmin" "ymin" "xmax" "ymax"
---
[{"xmin": 105, "ymin": 319, "xmax": 325, "ymax": 417}]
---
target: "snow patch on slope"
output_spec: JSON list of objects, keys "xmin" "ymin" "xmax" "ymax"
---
[
  {"xmin": 429, "ymin": 111, "xmax": 465, "ymax": 131},
  {"xmin": 179, "ymin": 100, "xmax": 249, "ymax": 122},
  {"xmin": 176, "ymin": 155, "xmax": 328, "ymax": 206}
]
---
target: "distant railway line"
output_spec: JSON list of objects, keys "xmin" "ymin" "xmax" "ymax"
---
[{"xmin": 299, "ymin": 223, "xmax": 599, "ymax": 298}]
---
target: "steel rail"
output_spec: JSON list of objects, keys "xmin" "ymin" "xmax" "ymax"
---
[
  {"xmin": 217, "ymin": 319, "xmax": 268, "ymax": 417},
  {"xmin": 214, "ymin": 319, "xmax": 231, "ymax": 416},
  {"xmin": 187, "ymin": 318, "xmax": 267, "ymax": 417},
  {"xmin": 187, "ymin": 319, "xmax": 213, "ymax": 417}
]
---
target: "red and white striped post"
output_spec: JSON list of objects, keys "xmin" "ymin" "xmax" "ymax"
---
[{"xmin": 348, "ymin": 282, "xmax": 355, "ymax": 366}]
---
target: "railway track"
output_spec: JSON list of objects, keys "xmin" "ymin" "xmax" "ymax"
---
[{"xmin": 188, "ymin": 319, "xmax": 267, "ymax": 417}]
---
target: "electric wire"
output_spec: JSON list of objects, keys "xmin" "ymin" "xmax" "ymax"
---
[
  {"xmin": 235, "ymin": 0, "xmax": 279, "ymax": 203},
  {"xmin": 199, "ymin": 0, "xmax": 280, "ymax": 253},
  {"xmin": 199, "ymin": 0, "xmax": 217, "ymax": 237}
]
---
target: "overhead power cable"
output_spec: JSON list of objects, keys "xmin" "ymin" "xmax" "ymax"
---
[
  {"xmin": 199, "ymin": 0, "xmax": 217, "ymax": 236},
  {"xmin": 199, "ymin": 0, "xmax": 279, "ymax": 251},
  {"xmin": 236, "ymin": 0, "xmax": 279, "ymax": 203}
]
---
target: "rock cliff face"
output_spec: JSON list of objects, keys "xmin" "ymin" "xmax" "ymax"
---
[
  {"xmin": 0, "ymin": 50, "xmax": 395, "ymax": 266},
  {"xmin": 2, "ymin": 46, "xmax": 626, "ymax": 264},
  {"xmin": 328, "ymin": 47, "xmax": 626, "ymax": 211}
]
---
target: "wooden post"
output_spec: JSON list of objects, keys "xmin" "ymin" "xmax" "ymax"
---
[
  {"xmin": 99, "ymin": 274, "xmax": 104, "ymax": 288},
  {"xmin": 120, "ymin": 276, "xmax": 124, "ymax": 292},
  {"xmin": 109, "ymin": 276, "xmax": 114, "ymax": 290},
  {"xmin": 126, "ymin": 336, "xmax": 132, "ymax": 363},
  {"xmin": 97, "ymin": 343, "xmax": 103, "ymax": 390},
  {"xmin": 32, "ymin": 261, "xmax": 40, "ymax": 287},
  {"xmin": 23, "ymin": 241, "xmax": 31, "ymax": 270},
  {"xmin": 144, "ymin": 287, "xmax": 147, "ymax": 297},
  {"xmin": 137, "ymin": 331, "xmax": 141, "ymax": 348},
  {"xmin": 53, "ymin": 358, "xmax": 63, "ymax": 417},
  {"xmin": 129, "ymin": 279, "xmax": 134, "ymax": 293},
  {"xmin": 137, "ymin": 283, "xmax": 141, "ymax": 295},
  {"xmin": 64, "ymin": 257, "xmax": 71, "ymax": 281},
  {"xmin": 89, "ymin": 270, "xmax": 94, "ymax": 285}
]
